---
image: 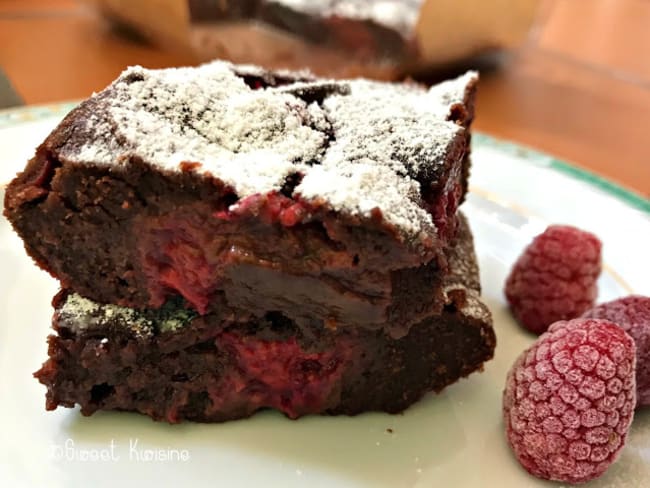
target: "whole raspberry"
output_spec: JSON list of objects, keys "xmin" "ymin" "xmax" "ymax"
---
[
  {"xmin": 583, "ymin": 295, "xmax": 650, "ymax": 407},
  {"xmin": 505, "ymin": 225, "xmax": 602, "ymax": 334},
  {"xmin": 503, "ymin": 318, "xmax": 636, "ymax": 484}
]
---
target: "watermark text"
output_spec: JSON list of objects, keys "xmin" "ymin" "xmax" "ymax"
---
[{"xmin": 49, "ymin": 438, "xmax": 191, "ymax": 463}]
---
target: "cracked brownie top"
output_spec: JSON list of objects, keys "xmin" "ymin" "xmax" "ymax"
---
[{"xmin": 51, "ymin": 61, "xmax": 476, "ymax": 240}]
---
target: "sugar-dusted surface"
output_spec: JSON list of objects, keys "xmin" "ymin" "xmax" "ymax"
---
[
  {"xmin": 58, "ymin": 293, "xmax": 152, "ymax": 338},
  {"xmin": 271, "ymin": 0, "xmax": 423, "ymax": 36},
  {"xmin": 503, "ymin": 318, "xmax": 637, "ymax": 484},
  {"xmin": 584, "ymin": 296, "xmax": 650, "ymax": 406},
  {"xmin": 504, "ymin": 225, "xmax": 602, "ymax": 334},
  {"xmin": 295, "ymin": 74, "xmax": 474, "ymax": 236},
  {"xmin": 59, "ymin": 62, "xmax": 475, "ymax": 239},
  {"xmin": 58, "ymin": 293, "xmax": 197, "ymax": 337}
]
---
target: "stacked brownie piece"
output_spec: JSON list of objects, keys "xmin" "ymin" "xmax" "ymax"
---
[
  {"xmin": 188, "ymin": 0, "xmax": 423, "ymax": 78},
  {"xmin": 4, "ymin": 61, "xmax": 495, "ymax": 422}
]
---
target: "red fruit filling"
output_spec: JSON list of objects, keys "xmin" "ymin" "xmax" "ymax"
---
[
  {"xmin": 216, "ymin": 332, "xmax": 354, "ymax": 418},
  {"xmin": 216, "ymin": 192, "xmax": 309, "ymax": 227},
  {"xmin": 140, "ymin": 216, "xmax": 219, "ymax": 313},
  {"xmin": 421, "ymin": 160, "xmax": 464, "ymax": 244},
  {"xmin": 138, "ymin": 194, "xmax": 327, "ymax": 313},
  {"xmin": 429, "ymin": 181, "xmax": 462, "ymax": 242},
  {"xmin": 138, "ymin": 181, "xmax": 462, "ymax": 314}
]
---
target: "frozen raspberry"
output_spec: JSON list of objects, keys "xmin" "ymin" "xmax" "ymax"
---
[
  {"xmin": 583, "ymin": 295, "xmax": 650, "ymax": 407},
  {"xmin": 505, "ymin": 225, "xmax": 602, "ymax": 334},
  {"xmin": 503, "ymin": 318, "xmax": 636, "ymax": 484}
]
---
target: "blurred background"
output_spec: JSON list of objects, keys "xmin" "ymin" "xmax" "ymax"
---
[{"xmin": 0, "ymin": 0, "xmax": 648, "ymax": 196}]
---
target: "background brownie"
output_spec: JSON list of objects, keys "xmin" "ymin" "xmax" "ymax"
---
[
  {"xmin": 4, "ymin": 62, "xmax": 477, "ymax": 328},
  {"xmin": 189, "ymin": 0, "xmax": 421, "ymax": 67},
  {"xmin": 35, "ymin": 215, "xmax": 495, "ymax": 423}
]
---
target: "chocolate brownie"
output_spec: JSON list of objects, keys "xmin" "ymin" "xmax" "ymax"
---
[
  {"xmin": 35, "ymin": 215, "xmax": 495, "ymax": 422},
  {"xmin": 189, "ymin": 0, "xmax": 421, "ymax": 66},
  {"xmin": 4, "ymin": 62, "xmax": 477, "ymax": 336}
]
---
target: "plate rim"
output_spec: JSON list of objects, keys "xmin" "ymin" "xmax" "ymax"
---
[
  {"xmin": 1, "ymin": 101, "xmax": 648, "ymax": 215},
  {"xmin": 473, "ymin": 133, "xmax": 649, "ymax": 215}
]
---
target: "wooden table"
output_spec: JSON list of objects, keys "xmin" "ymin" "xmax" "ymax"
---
[{"xmin": 1, "ymin": 0, "xmax": 649, "ymax": 197}]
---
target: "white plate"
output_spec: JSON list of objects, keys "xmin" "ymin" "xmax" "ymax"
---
[{"xmin": 1, "ymin": 104, "xmax": 649, "ymax": 488}]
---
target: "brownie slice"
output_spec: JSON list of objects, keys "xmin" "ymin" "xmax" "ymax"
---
[
  {"xmin": 4, "ymin": 62, "xmax": 477, "ymax": 335},
  {"xmin": 34, "ymin": 215, "xmax": 495, "ymax": 422},
  {"xmin": 189, "ymin": 0, "xmax": 422, "ymax": 70}
]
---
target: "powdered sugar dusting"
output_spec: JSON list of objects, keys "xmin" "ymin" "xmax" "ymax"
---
[
  {"xmin": 442, "ymin": 286, "xmax": 490, "ymax": 321},
  {"xmin": 296, "ymin": 164, "xmax": 426, "ymax": 235},
  {"xmin": 58, "ymin": 293, "xmax": 197, "ymax": 337},
  {"xmin": 295, "ymin": 78, "xmax": 462, "ymax": 235},
  {"xmin": 70, "ymin": 63, "xmax": 325, "ymax": 197},
  {"xmin": 427, "ymin": 71, "xmax": 477, "ymax": 108},
  {"xmin": 58, "ymin": 293, "xmax": 154, "ymax": 338},
  {"xmin": 59, "ymin": 61, "xmax": 475, "ymax": 240}
]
